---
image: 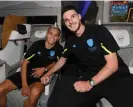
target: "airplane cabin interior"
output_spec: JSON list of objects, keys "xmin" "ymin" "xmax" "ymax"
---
[{"xmin": 0, "ymin": 1, "xmax": 133, "ymax": 107}]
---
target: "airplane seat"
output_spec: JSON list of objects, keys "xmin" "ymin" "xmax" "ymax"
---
[
  {"xmin": 34, "ymin": 30, "xmax": 59, "ymax": 107},
  {"xmin": 31, "ymin": 29, "xmax": 66, "ymax": 107},
  {"xmin": 3, "ymin": 24, "xmax": 32, "ymax": 107},
  {"xmin": 128, "ymin": 57, "xmax": 133, "ymax": 74},
  {"xmin": 0, "ymin": 24, "xmax": 31, "ymax": 82},
  {"xmin": 5, "ymin": 24, "xmax": 31, "ymax": 77},
  {"xmin": 6, "ymin": 29, "xmax": 58, "ymax": 107},
  {"xmin": 98, "ymin": 28, "xmax": 132, "ymax": 107},
  {"xmin": 96, "ymin": 21, "xmax": 132, "ymax": 107}
]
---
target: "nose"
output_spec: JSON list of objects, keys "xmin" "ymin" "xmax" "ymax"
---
[{"xmin": 68, "ymin": 19, "xmax": 72, "ymax": 25}]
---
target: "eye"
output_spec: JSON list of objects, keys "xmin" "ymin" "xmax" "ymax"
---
[
  {"xmin": 72, "ymin": 15, "xmax": 75, "ymax": 18},
  {"xmin": 72, "ymin": 14, "xmax": 77, "ymax": 18},
  {"xmin": 48, "ymin": 31, "xmax": 52, "ymax": 35},
  {"xmin": 54, "ymin": 34, "xmax": 59, "ymax": 38},
  {"xmin": 64, "ymin": 19, "xmax": 69, "ymax": 23}
]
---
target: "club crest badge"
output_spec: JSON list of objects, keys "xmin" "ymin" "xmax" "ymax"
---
[
  {"xmin": 37, "ymin": 51, "xmax": 41, "ymax": 55},
  {"xmin": 50, "ymin": 51, "xmax": 55, "ymax": 56},
  {"xmin": 87, "ymin": 39, "xmax": 93, "ymax": 47},
  {"xmin": 73, "ymin": 44, "xmax": 76, "ymax": 48}
]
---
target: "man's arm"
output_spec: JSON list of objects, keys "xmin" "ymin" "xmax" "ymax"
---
[
  {"xmin": 31, "ymin": 62, "xmax": 56, "ymax": 78},
  {"xmin": 45, "ymin": 62, "xmax": 56, "ymax": 72},
  {"xmin": 74, "ymin": 52, "xmax": 118, "ymax": 92},
  {"xmin": 91, "ymin": 52, "xmax": 118, "ymax": 85},
  {"xmin": 21, "ymin": 59, "xmax": 31, "ymax": 96},
  {"xmin": 41, "ymin": 57, "xmax": 67, "ymax": 84},
  {"xmin": 21, "ymin": 59, "xmax": 30, "ymax": 88},
  {"xmin": 46, "ymin": 57, "xmax": 67, "ymax": 76}
]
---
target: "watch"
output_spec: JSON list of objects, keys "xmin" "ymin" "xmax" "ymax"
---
[
  {"xmin": 89, "ymin": 79, "xmax": 96, "ymax": 87},
  {"xmin": 45, "ymin": 67, "xmax": 48, "ymax": 72}
]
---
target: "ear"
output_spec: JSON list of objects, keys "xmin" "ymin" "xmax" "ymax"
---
[
  {"xmin": 57, "ymin": 34, "xmax": 60, "ymax": 40},
  {"xmin": 78, "ymin": 14, "xmax": 82, "ymax": 20},
  {"xmin": 45, "ymin": 31, "xmax": 48, "ymax": 39}
]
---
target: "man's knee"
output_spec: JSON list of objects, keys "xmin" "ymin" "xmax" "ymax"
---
[
  {"xmin": 30, "ymin": 82, "xmax": 44, "ymax": 97},
  {"xmin": 0, "ymin": 86, "xmax": 5, "ymax": 96},
  {"xmin": 0, "ymin": 80, "xmax": 8, "ymax": 95},
  {"xmin": 0, "ymin": 80, "xmax": 16, "ymax": 96},
  {"xmin": 28, "ymin": 86, "xmax": 44, "ymax": 105},
  {"xmin": 31, "ymin": 86, "xmax": 44, "ymax": 96},
  {"xmin": 31, "ymin": 90, "xmax": 41, "ymax": 98}
]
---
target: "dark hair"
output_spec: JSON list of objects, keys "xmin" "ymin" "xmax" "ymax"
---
[{"xmin": 62, "ymin": 5, "xmax": 79, "ymax": 16}]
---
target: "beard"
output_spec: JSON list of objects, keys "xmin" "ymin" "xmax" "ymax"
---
[{"xmin": 69, "ymin": 22, "xmax": 81, "ymax": 33}]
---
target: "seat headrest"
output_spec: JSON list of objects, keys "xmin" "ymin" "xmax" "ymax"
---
[
  {"xmin": 109, "ymin": 29, "xmax": 130, "ymax": 47},
  {"xmin": 9, "ymin": 24, "xmax": 31, "ymax": 40},
  {"xmin": 34, "ymin": 30, "xmax": 47, "ymax": 39},
  {"xmin": 1, "ymin": 15, "xmax": 27, "ymax": 48}
]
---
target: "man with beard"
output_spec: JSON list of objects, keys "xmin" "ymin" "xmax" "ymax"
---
[{"xmin": 41, "ymin": 5, "xmax": 133, "ymax": 107}]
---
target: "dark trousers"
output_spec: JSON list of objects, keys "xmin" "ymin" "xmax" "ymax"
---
[{"xmin": 47, "ymin": 73, "xmax": 133, "ymax": 107}]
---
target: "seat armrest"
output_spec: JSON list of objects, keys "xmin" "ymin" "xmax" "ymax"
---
[
  {"xmin": 44, "ymin": 74, "xmax": 58, "ymax": 95},
  {"xmin": 6, "ymin": 63, "xmax": 20, "ymax": 77},
  {"xmin": 129, "ymin": 67, "xmax": 133, "ymax": 74}
]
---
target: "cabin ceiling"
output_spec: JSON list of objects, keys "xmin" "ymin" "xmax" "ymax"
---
[{"xmin": 0, "ymin": 1, "xmax": 61, "ymax": 9}]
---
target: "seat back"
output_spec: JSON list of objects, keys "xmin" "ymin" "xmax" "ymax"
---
[
  {"xmin": 2, "ymin": 14, "xmax": 26, "ymax": 49},
  {"xmin": 0, "ymin": 24, "xmax": 31, "ymax": 66}
]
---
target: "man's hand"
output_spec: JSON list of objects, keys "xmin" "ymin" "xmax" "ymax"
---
[
  {"xmin": 31, "ymin": 67, "xmax": 46, "ymax": 78},
  {"xmin": 21, "ymin": 85, "xmax": 30, "ymax": 96},
  {"xmin": 41, "ymin": 74, "xmax": 50, "ymax": 85},
  {"xmin": 73, "ymin": 81, "xmax": 93, "ymax": 92}
]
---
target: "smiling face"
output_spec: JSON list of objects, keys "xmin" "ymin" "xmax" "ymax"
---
[
  {"xmin": 46, "ymin": 27, "xmax": 60, "ymax": 45},
  {"xmin": 63, "ymin": 9, "xmax": 82, "ymax": 33}
]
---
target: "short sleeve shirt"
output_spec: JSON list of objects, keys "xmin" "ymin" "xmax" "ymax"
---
[
  {"xmin": 62, "ymin": 24, "xmax": 121, "ymax": 72},
  {"xmin": 24, "ymin": 40, "xmax": 63, "ymax": 69}
]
